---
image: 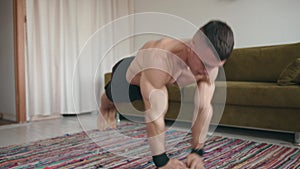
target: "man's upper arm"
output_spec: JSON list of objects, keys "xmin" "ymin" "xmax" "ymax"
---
[
  {"xmin": 140, "ymin": 69, "xmax": 170, "ymax": 118},
  {"xmin": 144, "ymin": 69, "xmax": 171, "ymax": 87},
  {"xmin": 194, "ymin": 82, "xmax": 215, "ymax": 110}
]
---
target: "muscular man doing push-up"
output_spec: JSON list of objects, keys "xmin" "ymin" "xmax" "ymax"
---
[{"xmin": 98, "ymin": 20, "xmax": 234, "ymax": 169}]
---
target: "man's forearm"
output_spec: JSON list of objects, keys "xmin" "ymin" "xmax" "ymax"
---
[
  {"xmin": 146, "ymin": 115, "xmax": 166, "ymax": 155},
  {"xmin": 192, "ymin": 81, "xmax": 215, "ymax": 149},
  {"xmin": 192, "ymin": 107, "xmax": 213, "ymax": 149},
  {"xmin": 143, "ymin": 87, "xmax": 169, "ymax": 156}
]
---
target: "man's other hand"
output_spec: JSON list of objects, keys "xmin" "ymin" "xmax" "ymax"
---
[{"xmin": 186, "ymin": 153, "xmax": 204, "ymax": 169}]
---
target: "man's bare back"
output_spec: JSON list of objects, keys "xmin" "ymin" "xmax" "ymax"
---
[{"xmin": 127, "ymin": 38, "xmax": 210, "ymax": 87}]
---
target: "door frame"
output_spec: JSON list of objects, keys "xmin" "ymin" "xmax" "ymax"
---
[{"xmin": 13, "ymin": 0, "xmax": 26, "ymax": 123}]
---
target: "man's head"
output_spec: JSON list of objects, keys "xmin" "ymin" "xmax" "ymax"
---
[{"xmin": 200, "ymin": 20, "xmax": 234, "ymax": 61}]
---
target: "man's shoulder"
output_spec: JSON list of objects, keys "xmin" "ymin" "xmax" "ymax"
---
[
  {"xmin": 159, "ymin": 38, "xmax": 182, "ymax": 47},
  {"xmin": 159, "ymin": 37, "xmax": 176, "ymax": 43},
  {"xmin": 144, "ymin": 38, "xmax": 181, "ymax": 49}
]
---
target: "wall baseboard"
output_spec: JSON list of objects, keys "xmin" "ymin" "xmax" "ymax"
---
[
  {"xmin": 1, "ymin": 112, "xmax": 16, "ymax": 121},
  {"xmin": 30, "ymin": 114, "xmax": 62, "ymax": 121}
]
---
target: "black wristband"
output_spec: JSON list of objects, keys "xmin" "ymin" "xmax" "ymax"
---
[
  {"xmin": 191, "ymin": 148, "xmax": 204, "ymax": 157},
  {"xmin": 152, "ymin": 152, "xmax": 170, "ymax": 167}
]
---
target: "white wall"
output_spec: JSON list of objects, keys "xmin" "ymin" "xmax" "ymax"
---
[
  {"xmin": 0, "ymin": 0, "xmax": 16, "ymax": 121},
  {"xmin": 133, "ymin": 0, "xmax": 300, "ymax": 48}
]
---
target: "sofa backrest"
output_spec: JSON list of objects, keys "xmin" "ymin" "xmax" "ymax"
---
[{"xmin": 223, "ymin": 42, "xmax": 300, "ymax": 82}]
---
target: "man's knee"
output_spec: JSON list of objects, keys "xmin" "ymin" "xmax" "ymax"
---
[{"xmin": 101, "ymin": 93, "xmax": 114, "ymax": 109}]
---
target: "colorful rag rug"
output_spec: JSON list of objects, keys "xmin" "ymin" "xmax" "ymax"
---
[{"xmin": 0, "ymin": 123, "xmax": 299, "ymax": 169}]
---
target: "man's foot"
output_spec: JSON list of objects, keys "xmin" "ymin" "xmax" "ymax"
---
[
  {"xmin": 97, "ymin": 107, "xmax": 117, "ymax": 130},
  {"xmin": 97, "ymin": 94, "xmax": 117, "ymax": 130},
  {"xmin": 186, "ymin": 153, "xmax": 204, "ymax": 169},
  {"xmin": 158, "ymin": 158, "xmax": 188, "ymax": 169},
  {"xmin": 97, "ymin": 112, "xmax": 109, "ymax": 130},
  {"xmin": 108, "ymin": 108, "xmax": 117, "ymax": 129}
]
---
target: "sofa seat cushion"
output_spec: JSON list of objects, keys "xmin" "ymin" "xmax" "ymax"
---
[
  {"xmin": 167, "ymin": 84, "xmax": 181, "ymax": 102},
  {"xmin": 226, "ymin": 81, "xmax": 300, "ymax": 108},
  {"xmin": 181, "ymin": 82, "xmax": 227, "ymax": 104}
]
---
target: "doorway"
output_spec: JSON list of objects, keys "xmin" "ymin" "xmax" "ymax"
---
[{"xmin": 0, "ymin": 0, "xmax": 26, "ymax": 125}]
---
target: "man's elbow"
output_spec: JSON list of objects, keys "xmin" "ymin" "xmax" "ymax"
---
[{"xmin": 197, "ymin": 105, "xmax": 213, "ymax": 115}]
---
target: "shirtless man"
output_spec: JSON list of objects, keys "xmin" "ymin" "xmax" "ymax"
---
[{"xmin": 98, "ymin": 20, "xmax": 234, "ymax": 169}]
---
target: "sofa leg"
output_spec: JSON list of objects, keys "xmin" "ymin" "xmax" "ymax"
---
[{"xmin": 295, "ymin": 132, "xmax": 300, "ymax": 146}]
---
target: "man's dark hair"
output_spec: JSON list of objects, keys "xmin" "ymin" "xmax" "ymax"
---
[{"xmin": 201, "ymin": 20, "xmax": 234, "ymax": 61}]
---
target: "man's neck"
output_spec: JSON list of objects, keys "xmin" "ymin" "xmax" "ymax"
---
[{"xmin": 174, "ymin": 39, "xmax": 191, "ymax": 62}]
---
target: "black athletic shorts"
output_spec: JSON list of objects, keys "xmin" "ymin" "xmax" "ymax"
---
[{"xmin": 104, "ymin": 56, "xmax": 143, "ymax": 103}]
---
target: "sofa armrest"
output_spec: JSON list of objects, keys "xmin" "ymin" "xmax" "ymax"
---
[{"xmin": 104, "ymin": 73, "xmax": 112, "ymax": 86}]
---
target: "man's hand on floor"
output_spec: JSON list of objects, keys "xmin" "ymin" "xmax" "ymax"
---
[
  {"xmin": 158, "ymin": 158, "xmax": 189, "ymax": 169},
  {"xmin": 186, "ymin": 153, "xmax": 204, "ymax": 169}
]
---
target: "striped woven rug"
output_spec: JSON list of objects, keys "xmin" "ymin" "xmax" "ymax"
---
[{"xmin": 0, "ymin": 123, "xmax": 299, "ymax": 169}]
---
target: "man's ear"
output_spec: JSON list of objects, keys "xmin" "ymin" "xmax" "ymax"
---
[{"xmin": 220, "ymin": 59, "xmax": 226, "ymax": 66}]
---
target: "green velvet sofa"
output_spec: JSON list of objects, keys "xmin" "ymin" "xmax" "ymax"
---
[
  {"xmin": 218, "ymin": 42, "xmax": 300, "ymax": 142},
  {"xmin": 104, "ymin": 42, "xmax": 300, "ymax": 144}
]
